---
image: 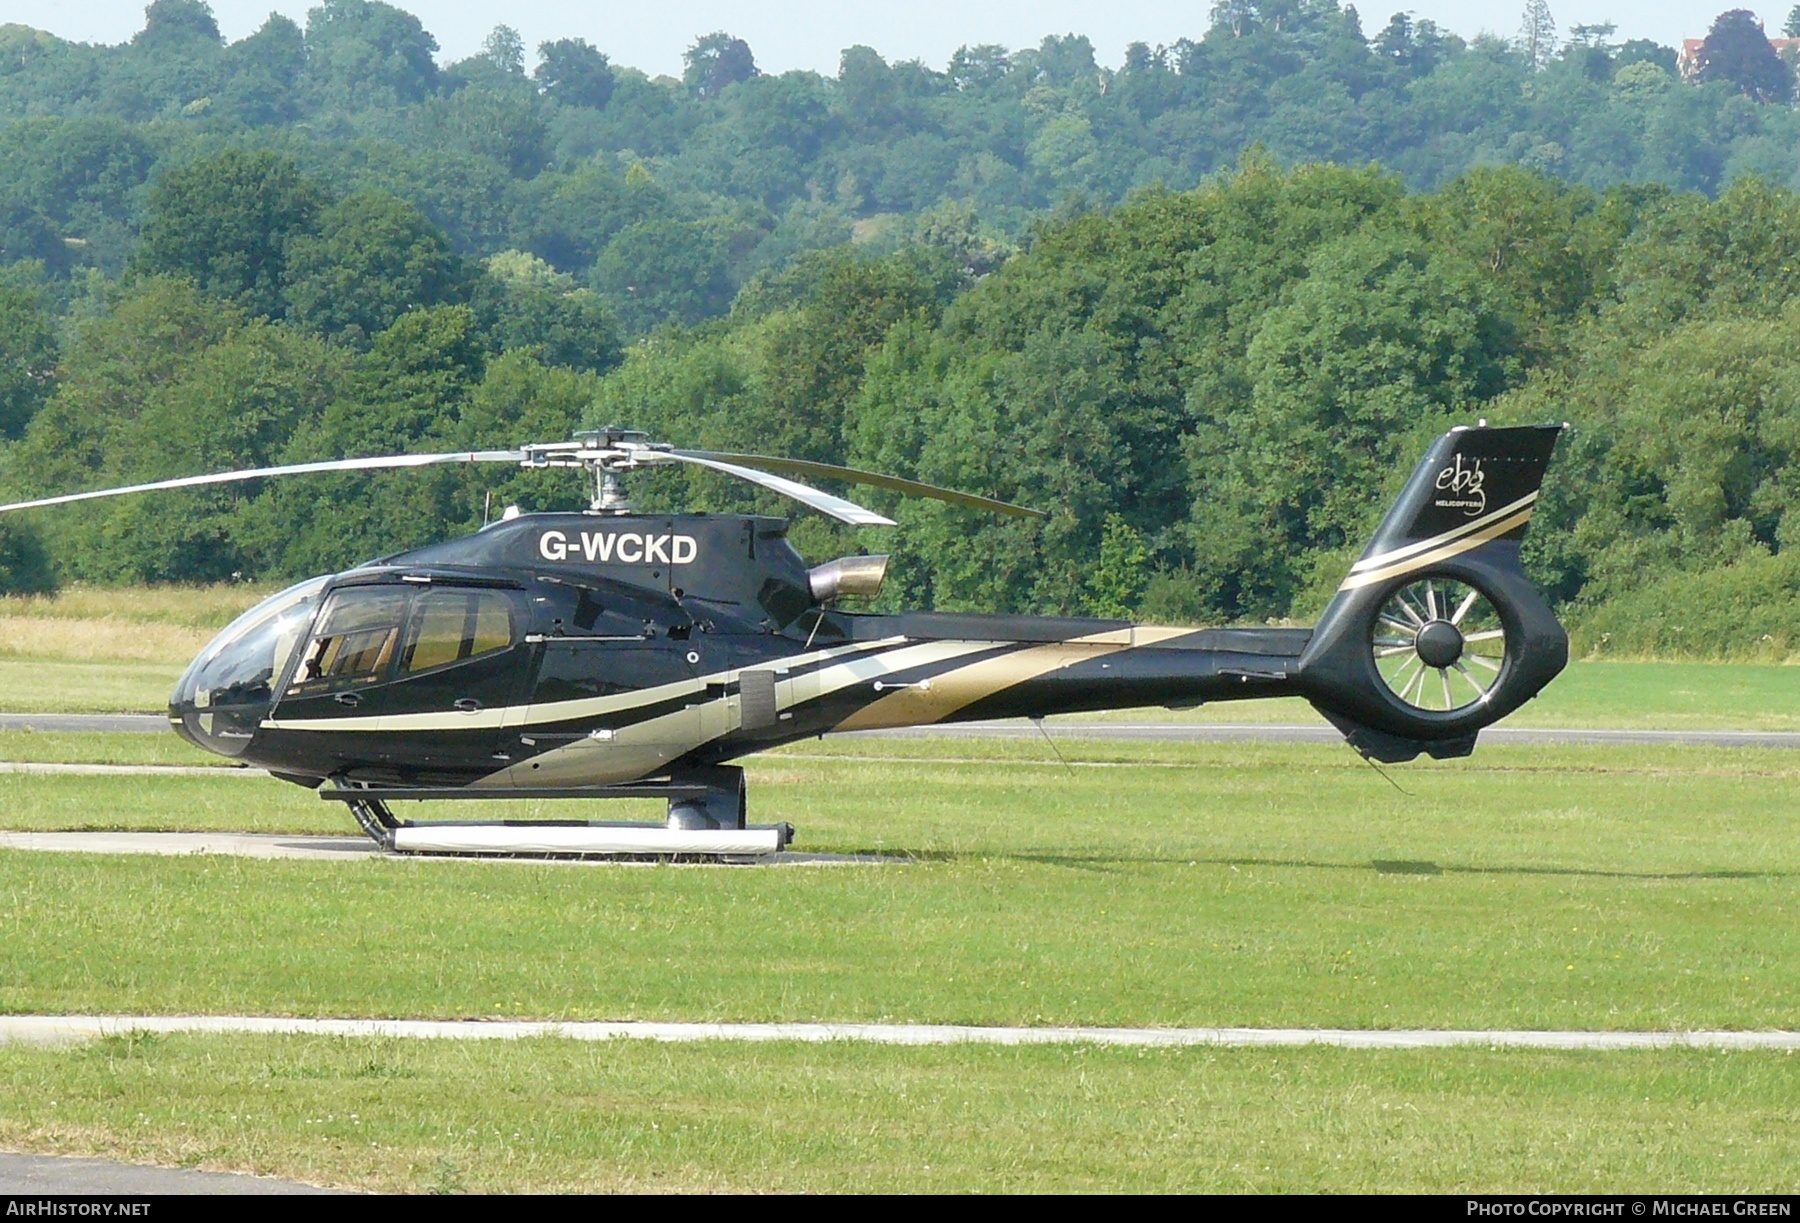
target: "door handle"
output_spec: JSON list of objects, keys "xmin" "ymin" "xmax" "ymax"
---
[
  {"xmin": 453, "ymin": 698, "xmax": 483, "ymax": 713},
  {"xmin": 333, "ymin": 692, "xmax": 362, "ymax": 708}
]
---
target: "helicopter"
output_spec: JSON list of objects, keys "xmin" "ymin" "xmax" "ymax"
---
[{"xmin": 0, "ymin": 423, "xmax": 1568, "ymax": 857}]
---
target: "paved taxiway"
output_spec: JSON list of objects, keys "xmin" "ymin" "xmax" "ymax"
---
[
  {"xmin": 0, "ymin": 830, "xmax": 895, "ymax": 865},
  {"xmin": 3, "ymin": 1015, "xmax": 1797, "ymax": 1051},
  {"xmin": 0, "ymin": 1151, "xmax": 341, "ymax": 1194}
]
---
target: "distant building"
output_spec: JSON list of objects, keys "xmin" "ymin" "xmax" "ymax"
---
[{"xmin": 1678, "ymin": 35, "xmax": 1800, "ymax": 79}]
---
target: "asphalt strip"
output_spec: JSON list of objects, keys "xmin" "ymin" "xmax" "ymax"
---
[
  {"xmin": 1, "ymin": 1015, "xmax": 1796, "ymax": 1051},
  {"xmin": 0, "ymin": 831, "xmax": 896, "ymax": 866},
  {"xmin": 0, "ymin": 1151, "xmax": 342, "ymax": 1195}
]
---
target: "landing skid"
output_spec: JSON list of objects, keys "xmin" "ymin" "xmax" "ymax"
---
[{"xmin": 321, "ymin": 766, "xmax": 794, "ymax": 859}]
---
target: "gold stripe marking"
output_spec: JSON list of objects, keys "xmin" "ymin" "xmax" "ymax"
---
[{"xmin": 830, "ymin": 628, "xmax": 1140, "ymax": 732}]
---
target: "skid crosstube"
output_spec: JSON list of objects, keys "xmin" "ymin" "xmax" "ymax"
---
[{"xmin": 320, "ymin": 771, "xmax": 787, "ymax": 856}]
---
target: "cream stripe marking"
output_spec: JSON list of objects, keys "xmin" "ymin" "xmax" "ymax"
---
[
  {"xmin": 1348, "ymin": 491, "xmax": 1538, "ymax": 575},
  {"xmin": 6, "ymin": 1016, "xmax": 1797, "ymax": 1051},
  {"xmin": 261, "ymin": 638, "xmax": 904, "ymax": 734},
  {"xmin": 1337, "ymin": 505, "xmax": 1535, "ymax": 592}
]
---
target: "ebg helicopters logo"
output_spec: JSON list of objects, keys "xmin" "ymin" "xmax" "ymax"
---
[
  {"xmin": 538, "ymin": 529, "xmax": 699, "ymax": 564},
  {"xmin": 1434, "ymin": 455, "xmax": 1486, "ymax": 516}
]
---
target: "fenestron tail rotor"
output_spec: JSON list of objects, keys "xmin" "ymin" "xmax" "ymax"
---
[
  {"xmin": 1371, "ymin": 575, "xmax": 1509, "ymax": 714},
  {"xmin": 0, "ymin": 429, "xmax": 1047, "ymax": 527}
]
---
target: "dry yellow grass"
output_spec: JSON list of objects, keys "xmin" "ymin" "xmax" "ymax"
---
[
  {"xmin": 0, "ymin": 585, "xmax": 272, "ymax": 665},
  {"xmin": 0, "ymin": 616, "xmax": 214, "ymax": 664},
  {"xmin": 0, "ymin": 584, "xmax": 272, "ymax": 630}
]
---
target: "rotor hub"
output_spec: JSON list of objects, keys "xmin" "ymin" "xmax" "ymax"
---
[{"xmin": 1413, "ymin": 620, "xmax": 1464, "ymax": 669}]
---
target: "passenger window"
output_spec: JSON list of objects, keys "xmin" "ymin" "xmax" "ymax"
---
[
  {"xmin": 289, "ymin": 588, "xmax": 410, "ymax": 692},
  {"xmin": 400, "ymin": 590, "xmax": 515, "ymax": 676}
]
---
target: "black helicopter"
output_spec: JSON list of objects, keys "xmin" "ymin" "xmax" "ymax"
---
[{"xmin": 0, "ymin": 424, "xmax": 1567, "ymax": 856}]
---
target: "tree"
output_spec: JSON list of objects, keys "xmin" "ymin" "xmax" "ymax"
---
[
  {"xmin": 1786, "ymin": 6, "xmax": 1800, "ymax": 38},
  {"xmin": 535, "ymin": 38, "xmax": 614, "ymax": 109},
  {"xmin": 129, "ymin": 149, "xmax": 324, "ymax": 319},
  {"xmin": 1694, "ymin": 9, "xmax": 1794, "ymax": 103},
  {"xmin": 0, "ymin": 275, "xmax": 57, "ymax": 439},
  {"xmin": 303, "ymin": 0, "xmax": 440, "ymax": 107},
  {"xmin": 219, "ymin": 13, "xmax": 307, "ymax": 125},
  {"xmin": 134, "ymin": 0, "xmax": 220, "ymax": 50},
  {"xmin": 1517, "ymin": 0, "xmax": 1558, "ymax": 71},
  {"xmin": 684, "ymin": 32, "xmax": 757, "ymax": 97},
  {"xmin": 590, "ymin": 218, "xmax": 733, "ymax": 331},
  {"xmin": 480, "ymin": 25, "xmax": 525, "ymax": 76},
  {"xmin": 472, "ymin": 250, "xmax": 622, "ymax": 374},
  {"xmin": 0, "ymin": 521, "xmax": 54, "ymax": 594},
  {"xmin": 284, "ymin": 191, "xmax": 468, "ymax": 345},
  {"xmin": 263, "ymin": 305, "xmax": 488, "ymax": 572}
]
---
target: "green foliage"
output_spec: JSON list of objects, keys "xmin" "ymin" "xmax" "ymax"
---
[
  {"xmin": 1571, "ymin": 550, "xmax": 1800, "ymax": 660},
  {"xmin": 0, "ymin": 270, "xmax": 56, "ymax": 439},
  {"xmin": 590, "ymin": 218, "xmax": 733, "ymax": 332},
  {"xmin": 302, "ymin": 0, "xmax": 439, "ymax": 109},
  {"xmin": 535, "ymin": 39, "xmax": 614, "ymax": 110},
  {"xmin": 2, "ymin": 278, "xmax": 348, "ymax": 583},
  {"xmin": 1087, "ymin": 514, "xmax": 1148, "ymax": 617},
  {"xmin": 0, "ymin": 519, "xmax": 55, "ymax": 593},
  {"xmin": 130, "ymin": 149, "xmax": 324, "ymax": 319},
  {"xmin": 283, "ymin": 190, "xmax": 467, "ymax": 345},
  {"xmin": 4, "ymin": 3, "xmax": 1800, "ymax": 642},
  {"xmin": 684, "ymin": 33, "xmax": 758, "ymax": 98},
  {"xmin": 472, "ymin": 251, "xmax": 621, "ymax": 374},
  {"xmin": 1694, "ymin": 9, "xmax": 1794, "ymax": 104}
]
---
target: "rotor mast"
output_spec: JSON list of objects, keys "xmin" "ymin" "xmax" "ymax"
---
[{"xmin": 520, "ymin": 427, "xmax": 665, "ymax": 516}]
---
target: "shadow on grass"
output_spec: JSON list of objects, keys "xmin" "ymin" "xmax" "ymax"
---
[
  {"xmin": 1221, "ymin": 856, "xmax": 1781, "ymax": 882},
  {"xmin": 889, "ymin": 847, "xmax": 1786, "ymax": 882}
]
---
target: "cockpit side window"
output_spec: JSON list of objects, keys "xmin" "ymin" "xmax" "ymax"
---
[
  {"xmin": 399, "ymin": 589, "xmax": 515, "ymax": 676},
  {"xmin": 288, "ymin": 588, "xmax": 410, "ymax": 693}
]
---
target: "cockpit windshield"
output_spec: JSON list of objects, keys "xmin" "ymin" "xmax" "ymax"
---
[{"xmin": 171, "ymin": 577, "xmax": 326, "ymax": 756}]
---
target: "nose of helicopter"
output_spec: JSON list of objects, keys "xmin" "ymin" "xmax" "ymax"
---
[
  {"xmin": 169, "ymin": 578, "xmax": 327, "ymax": 759},
  {"xmin": 170, "ymin": 684, "xmax": 272, "ymax": 758}
]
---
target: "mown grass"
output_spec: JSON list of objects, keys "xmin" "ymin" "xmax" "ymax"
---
[
  {"xmin": 0, "ymin": 735, "xmax": 1795, "ymax": 1192},
  {"xmin": 0, "ymin": 731, "xmax": 226, "ymax": 766},
  {"xmin": 1116, "ymin": 660, "xmax": 1800, "ymax": 730},
  {"xmin": 0, "ymin": 660, "xmax": 185, "ymax": 714},
  {"xmin": 1, "ymin": 1036, "xmax": 1796, "ymax": 1193},
  {"xmin": 0, "ymin": 741, "xmax": 1795, "ymax": 1030}
]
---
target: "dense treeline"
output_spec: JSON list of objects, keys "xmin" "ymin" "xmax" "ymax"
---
[
  {"xmin": 2, "ymin": 2, "xmax": 1800, "ymax": 656},
  {"xmin": 6, "ymin": 0, "xmax": 1800, "ymax": 321}
]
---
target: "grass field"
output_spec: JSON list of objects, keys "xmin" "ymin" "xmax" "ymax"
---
[
  {"xmin": 2, "ymin": 1036, "xmax": 1796, "ymax": 1193},
  {"xmin": 1, "ymin": 740, "xmax": 1795, "ymax": 1031},
  {"xmin": 0, "ymin": 738, "xmax": 1795, "ymax": 1189}
]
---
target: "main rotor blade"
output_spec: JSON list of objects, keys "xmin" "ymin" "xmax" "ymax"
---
[
  {"xmin": 679, "ymin": 450, "xmax": 1047, "ymax": 519},
  {"xmin": 0, "ymin": 450, "xmax": 528, "ymax": 515},
  {"xmin": 653, "ymin": 452, "xmax": 895, "ymax": 527}
]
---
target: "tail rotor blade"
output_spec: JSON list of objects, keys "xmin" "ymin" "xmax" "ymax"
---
[
  {"xmin": 0, "ymin": 451, "xmax": 528, "ymax": 515},
  {"xmin": 675, "ymin": 451, "xmax": 1047, "ymax": 519}
]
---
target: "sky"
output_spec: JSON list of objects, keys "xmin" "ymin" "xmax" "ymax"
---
[{"xmin": 0, "ymin": 1, "xmax": 1755, "ymax": 75}]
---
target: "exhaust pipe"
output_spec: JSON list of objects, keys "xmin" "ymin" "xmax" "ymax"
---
[{"xmin": 808, "ymin": 554, "xmax": 889, "ymax": 603}]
